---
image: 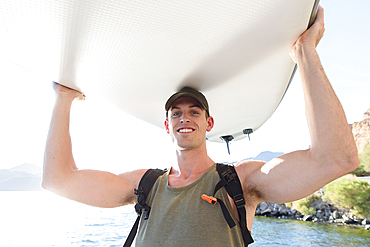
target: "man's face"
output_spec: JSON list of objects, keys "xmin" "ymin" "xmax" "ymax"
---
[{"xmin": 164, "ymin": 97, "xmax": 214, "ymax": 151}]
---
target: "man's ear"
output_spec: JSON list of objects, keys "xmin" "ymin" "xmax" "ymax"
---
[
  {"xmin": 164, "ymin": 119, "xmax": 170, "ymax": 134},
  {"xmin": 206, "ymin": 116, "xmax": 214, "ymax": 132}
]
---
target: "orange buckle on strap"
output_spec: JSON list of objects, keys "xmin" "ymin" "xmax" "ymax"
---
[{"xmin": 201, "ymin": 194, "xmax": 217, "ymax": 205}]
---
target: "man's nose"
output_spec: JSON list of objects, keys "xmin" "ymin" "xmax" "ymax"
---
[{"xmin": 180, "ymin": 113, "xmax": 191, "ymax": 123}]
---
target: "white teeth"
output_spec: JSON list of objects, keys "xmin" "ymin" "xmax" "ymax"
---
[{"xmin": 179, "ymin": 129, "xmax": 193, "ymax": 133}]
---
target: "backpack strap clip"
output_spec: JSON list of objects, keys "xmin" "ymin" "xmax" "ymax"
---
[
  {"xmin": 233, "ymin": 193, "xmax": 246, "ymax": 209},
  {"xmin": 220, "ymin": 168, "xmax": 236, "ymax": 184},
  {"xmin": 134, "ymin": 187, "xmax": 152, "ymax": 219}
]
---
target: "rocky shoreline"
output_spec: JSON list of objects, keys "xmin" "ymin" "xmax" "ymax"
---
[{"xmin": 255, "ymin": 200, "xmax": 370, "ymax": 230}]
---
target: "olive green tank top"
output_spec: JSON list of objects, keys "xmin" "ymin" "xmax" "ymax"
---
[{"xmin": 135, "ymin": 163, "xmax": 244, "ymax": 246}]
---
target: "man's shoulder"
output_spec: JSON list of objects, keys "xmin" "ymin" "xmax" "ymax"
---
[
  {"xmin": 233, "ymin": 160, "xmax": 266, "ymax": 187},
  {"xmin": 118, "ymin": 168, "xmax": 150, "ymax": 189},
  {"xmin": 234, "ymin": 160, "xmax": 266, "ymax": 175}
]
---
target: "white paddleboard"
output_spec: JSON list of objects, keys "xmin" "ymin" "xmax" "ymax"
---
[{"xmin": 0, "ymin": 0, "xmax": 319, "ymax": 142}]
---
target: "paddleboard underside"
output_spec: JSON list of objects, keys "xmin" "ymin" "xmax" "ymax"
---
[{"xmin": 0, "ymin": 0, "xmax": 319, "ymax": 142}]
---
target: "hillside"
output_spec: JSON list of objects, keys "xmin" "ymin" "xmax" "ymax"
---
[
  {"xmin": 0, "ymin": 163, "xmax": 42, "ymax": 191},
  {"xmin": 350, "ymin": 108, "xmax": 370, "ymax": 154}
]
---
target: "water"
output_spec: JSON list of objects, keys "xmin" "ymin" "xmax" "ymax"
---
[
  {"xmin": 252, "ymin": 217, "xmax": 369, "ymax": 246},
  {"xmin": 0, "ymin": 191, "xmax": 369, "ymax": 246}
]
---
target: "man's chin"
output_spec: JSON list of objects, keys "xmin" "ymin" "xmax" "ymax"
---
[{"xmin": 174, "ymin": 141, "xmax": 195, "ymax": 151}]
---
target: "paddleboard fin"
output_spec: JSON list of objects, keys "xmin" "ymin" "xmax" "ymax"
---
[
  {"xmin": 220, "ymin": 135, "xmax": 234, "ymax": 155},
  {"xmin": 220, "ymin": 129, "xmax": 253, "ymax": 154},
  {"xmin": 243, "ymin": 128, "xmax": 253, "ymax": 141}
]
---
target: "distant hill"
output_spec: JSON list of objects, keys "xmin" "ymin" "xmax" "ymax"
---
[
  {"xmin": 252, "ymin": 151, "xmax": 285, "ymax": 162},
  {"xmin": 0, "ymin": 163, "xmax": 42, "ymax": 191},
  {"xmin": 220, "ymin": 151, "xmax": 284, "ymax": 164},
  {"xmin": 9, "ymin": 163, "xmax": 41, "ymax": 174}
]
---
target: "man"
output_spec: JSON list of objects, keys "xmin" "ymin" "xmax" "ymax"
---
[{"xmin": 43, "ymin": 6, "xmax": 358, "ymax": 246}]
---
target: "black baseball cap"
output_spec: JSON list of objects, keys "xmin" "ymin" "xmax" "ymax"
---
[{"xmin": 165, "ymin": 87, "xmax": 210, "ymax": 116}]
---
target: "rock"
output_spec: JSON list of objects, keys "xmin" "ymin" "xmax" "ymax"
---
[
  {"xmin": 270, "ymin": 211, "xmax": 279, "ymax": 217},
  {"xmin": 295, "ymin": 211, "xmax": 302, "ymax": 218},
  {"xmin": 364, "ymin": 108, "xmax": 370, "ymax": 121},
  {"xmin": 342, "ymin": 215, "xmax": 359, "ymax": 225},
  {"xmin": 350, "ymin": 108, "xmax": 370, "ymax": 154},
  {"xmin": 261, "ymin": 208, "xmax": 272, "ymax": 215},
  {"xmin": 332, "ymin": 210, "xmax": 340, "ymax": 219},
  {"xmin": 279, "ymin": 207, "xmax": 289, "ymax": 216},
  {"xmin": 316, "ymin": 210, "xmax": 325, "ymax": 219},
  {"xmin": 311, "ymin": 198, "xmax": 323, "ymax": 209},
  {"xmin": 362, "ymin": 218, "xmax": 370, "ymax": 225},
  {"xmin": 335, "ymin": 219, "xmax": 344, "ymax": 224},
  {"xmin": 259, "ymin": 202, "xmax": 268, "ymax": 211},
  {"xmin": 303, "ymin": 215, "xmax": 313, "ymax": 222},
  {"xmin": 279, "ymin": 215, "xmax": 290, "ymax": 219}
]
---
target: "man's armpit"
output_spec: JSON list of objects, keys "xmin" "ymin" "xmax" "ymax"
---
[{"xmin": 244, "ymin": 182, "xmax": 264, "ymax": 203}]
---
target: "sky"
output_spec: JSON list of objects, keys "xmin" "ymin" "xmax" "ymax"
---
[{"xmin": 0, "ymin": 0, "xmax": 369, "ymax": 173}]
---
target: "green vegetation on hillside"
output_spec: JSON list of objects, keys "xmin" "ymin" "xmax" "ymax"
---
[
  {"xmin": 290, "ymin": 194, "xmax": 320, "ymax": 216},
  {"xmin": 352, "ymin": 140, "xmax": 370, "ymax": 176},
  {"xmin": 323, "ymin": 177, "xmax": 370, "ymax": 218}
]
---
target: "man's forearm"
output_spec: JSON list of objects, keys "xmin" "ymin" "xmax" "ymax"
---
[{"xmin": 42, "ymin": 94, "xmax": 77, "ymax": 189}]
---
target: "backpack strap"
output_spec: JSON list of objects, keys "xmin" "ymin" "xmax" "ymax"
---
[
  {"xmin": 123, "ymin": 168, "xmax": 166, "ymax": 247},
  {"xmin": 215, "ymin": 163, "xmax": 254, "ymax": 246}
]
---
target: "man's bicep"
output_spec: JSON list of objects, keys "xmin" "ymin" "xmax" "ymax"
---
[{"xmin": 240, "ymin": 150, "xmax": 345, "ymax": 204}]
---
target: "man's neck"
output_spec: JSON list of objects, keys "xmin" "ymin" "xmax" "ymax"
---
[{"xmin": 169, "ymin": 146, "xmax": 215, "ymax": 186}]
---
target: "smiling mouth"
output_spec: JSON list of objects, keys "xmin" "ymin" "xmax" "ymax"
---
[{"xmin": 178, "ymin": 128, "xmax": 194, "ymax": 133}]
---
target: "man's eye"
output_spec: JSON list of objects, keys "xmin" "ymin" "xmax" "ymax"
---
[
  {"xmin": 172, "ymin": 112, "xmax": 180, "ymax": 116},
  {"xmin": 191, "ymin": 111, "xmax": 199, "ymax": 114}
]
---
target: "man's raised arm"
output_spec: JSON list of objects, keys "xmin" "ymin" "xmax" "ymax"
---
[
  {"xmin": 237, "ymin": 6, "xmax": 359, "ymax": 205},
  {"xmin": 42, "ymin": 82, "xmax": 146, "ymax": 207}
]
